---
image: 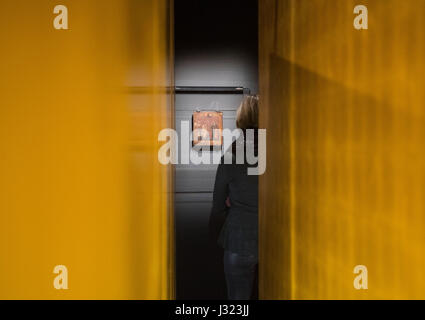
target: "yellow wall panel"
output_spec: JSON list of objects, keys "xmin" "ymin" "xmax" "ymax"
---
[
  {"xmin": 0, "ymin": 0, "xmax": 173, "ymax": 299},
  {"xmin": 259, "ymin": 0, "xmax": 425, "ymax": 299}
]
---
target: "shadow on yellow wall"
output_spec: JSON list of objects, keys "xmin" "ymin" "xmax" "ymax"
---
[{"xmin": 259, "ymin": 0, "xmax": 425, "ymax": 299}]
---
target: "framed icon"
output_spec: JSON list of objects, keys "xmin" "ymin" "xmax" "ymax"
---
[{"xmin": 192, "ymin": 111, "xmax": 223, "ymax": 147}]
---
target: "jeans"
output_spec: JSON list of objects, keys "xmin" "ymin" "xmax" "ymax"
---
[{"xmin": 223, "ymin": 250, "xmax": 258, "ymax": 300}]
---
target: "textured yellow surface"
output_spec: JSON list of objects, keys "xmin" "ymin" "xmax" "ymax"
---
[
  {"xmin": 0, "ymin": 0, "xmax": 174, "ymax": 299},
  {"xmin": 259, "ymin": 0, "xmax": 425, "ymax": 299}
]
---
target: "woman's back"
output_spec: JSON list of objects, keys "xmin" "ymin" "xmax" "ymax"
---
[
  {"xmin": 211, "ymin": 133, "xmax": 259, "ymax": 257},
  {"xmin": 209, "ymin": 95, "xmax": 260, "ymax": 300}
]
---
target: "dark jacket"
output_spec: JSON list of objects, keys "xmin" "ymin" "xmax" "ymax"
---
[{"xmin": 208, "ymin": 130, "xmax": 259, "ymax": 257}]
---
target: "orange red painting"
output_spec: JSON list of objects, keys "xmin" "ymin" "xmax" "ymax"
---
[{"xmin": 192, "ymin": 111, "xmax": 223, "ymax": 146}]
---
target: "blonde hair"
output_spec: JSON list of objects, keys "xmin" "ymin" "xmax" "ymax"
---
[{"xmin": 236, "ymin": 95, "xmax": 259, "ymax": 129}]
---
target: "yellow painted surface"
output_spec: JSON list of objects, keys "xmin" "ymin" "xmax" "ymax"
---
[
  {"xmin": 259, "ymin": 0, "xmax": 425, "ymax": 299},
  {"xmin": 0, "ymin": 0, "xmax": 174, "ymax": 299}
]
